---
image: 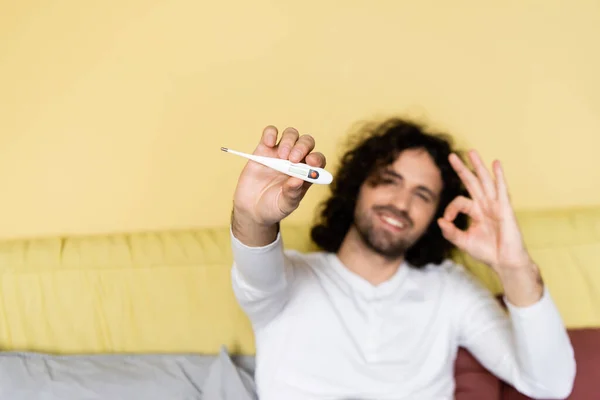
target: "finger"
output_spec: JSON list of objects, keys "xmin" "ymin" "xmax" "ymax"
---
[
  {"xmin": 277, "ymin": 127, "xmax": 300, "ymax": 159},
  {"xmin": 305, "ymin": 151, "xmax": 326, "ymax": 168},
  {"xmin": 289, "ymin": 134, "xmax": 316, "ymax": 163},
  {"xmin": 437, "ymin": 218, "xmax": 468, "ymax": 249},
  {"xmin": 261, "ymin": 125, "xmax": 278, "ymax": 148},
  {"xmin": 493, "ymin": 160, "xmax": 511, "ymax": 208},
  {"xmin": 468, "ymin": 150, "xmax": 496, "ymax": 199},
  {"xmin": 443, "ymin": 195, "xmax": 475, "ymax": 221},
  {"xmin": 448, "ymin": 153, "xmax": 485, "ymax": 201}
]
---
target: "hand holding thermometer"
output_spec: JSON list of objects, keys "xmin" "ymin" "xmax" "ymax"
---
[{"xmin": 221, "ymin": 147, "xmax": 333, "ymax": 185}]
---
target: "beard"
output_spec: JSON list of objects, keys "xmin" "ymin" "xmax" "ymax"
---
[{"xmin": 353, "ymin": 206, "xmax": 415, "ymax": 260}]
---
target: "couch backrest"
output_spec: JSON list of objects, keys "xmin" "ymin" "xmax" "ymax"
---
[{"xmin": 0, "ymin": 207, "xmax": 598, "ymax": 355}]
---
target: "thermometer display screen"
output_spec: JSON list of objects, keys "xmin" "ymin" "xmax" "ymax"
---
[
  {"xmin": 288, "ymin": 165, "xmax": 320, "ymax": 180},
  {"xmin": 289, "ymin": 165, "xmax": 309, "ymax": 177}
]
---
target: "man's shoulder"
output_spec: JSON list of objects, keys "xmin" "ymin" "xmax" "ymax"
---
[
  {"xmin": 280, "ymin": 249, "xmax": 333, "ymax": 285},
  {"xmin": 283, "ymin": 248, "xmax": 330, "ymax": 265},
  {"xmin": 417, "ymin": 258, "xmax": 469, "ymax": 277},
  {"xmin": 415, "ymin": 259, "xmax": 484, "ymax": 288},
  {"xmin": 417, "ymin": 259, "xmax": 496, "ymax": 303}
]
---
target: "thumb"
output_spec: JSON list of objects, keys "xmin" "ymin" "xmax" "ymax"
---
[
  {"xmin": 278, "ymin": 177, "xmax": 309, "ymax": 214},
  {"xmin": 438, "ymin": 218, "xmax": 467, "ymax": 249}
]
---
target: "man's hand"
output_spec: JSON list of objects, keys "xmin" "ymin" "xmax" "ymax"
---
[
  {"xmin": 231, "ymin": 125, "xmax": 326, "ymax": 247},
  {"xmin": 437, "ymin": 150, "xmax": 543, "ymax": 306}
]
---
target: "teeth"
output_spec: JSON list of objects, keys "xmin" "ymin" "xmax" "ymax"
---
[{"xmin": 382, "ymin": 216, "xmax": 406, "ymax": 228}]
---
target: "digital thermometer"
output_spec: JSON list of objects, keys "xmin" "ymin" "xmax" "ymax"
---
[{"xmin": 221, "ymin": 147, "xmax": 333, "ymax": 185}]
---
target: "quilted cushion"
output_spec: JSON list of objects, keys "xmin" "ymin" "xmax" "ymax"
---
[{"xmin": 0, "ymin": 207, "xmax": 597, "ymax": 356}]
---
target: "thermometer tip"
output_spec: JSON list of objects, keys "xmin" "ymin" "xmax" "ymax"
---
[{"xmin": 220, "ymin": 147, "xmax": 228, "ymax": 152}]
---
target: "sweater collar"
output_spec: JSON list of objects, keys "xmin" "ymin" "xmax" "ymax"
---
[{"xmin": 327, "ymin": 253, "xmax": 424, "ymax": 301}]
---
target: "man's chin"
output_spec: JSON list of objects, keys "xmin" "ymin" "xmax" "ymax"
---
[
  {"xmin": 354, "ymin": 224, "xmax": 410, "ymax": 258},
  {"xmin": 367, "ymin": 239, "xmax": 408, "ymax": 259},
  {"xmin": 373, "ymin": 231, "xmax": 408, "ymax": 249}
]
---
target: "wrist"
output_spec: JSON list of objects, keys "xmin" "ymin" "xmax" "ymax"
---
[
  {"xmin": 231, "ymin": 206, "xmax": 279, "ymax": 247},
  {"xmin": 497, "ymin": 261, "xmax": 544, "ymax": 307}
]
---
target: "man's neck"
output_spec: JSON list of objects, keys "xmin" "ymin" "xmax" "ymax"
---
[{"xmin": 336, "ymin": 228, "xmax": 404, "ymax": 286}]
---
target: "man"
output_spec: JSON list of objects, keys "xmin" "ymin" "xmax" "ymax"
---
[{"xmin": 229, "ymin": 118, "xmax": 576, "ymax": 400}]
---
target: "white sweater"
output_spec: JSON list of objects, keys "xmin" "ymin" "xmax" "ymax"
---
[{"xmin": 230, "ymin": 230, "xmax": 576, "ymax": 400}]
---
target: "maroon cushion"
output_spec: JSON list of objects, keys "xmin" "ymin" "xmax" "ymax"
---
[
  {"xmin": 452, "ymin": 294, "xmax": 505, "ymax": 400},
  {"xmin": 454, "ymin": 347, "xmax": 502, "ymax": 400},
  {"xmin": 501, "ymin": 328, "xmax": 600, "ymax": 399}
]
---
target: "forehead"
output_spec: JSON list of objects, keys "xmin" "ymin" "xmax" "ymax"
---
[{"xmin": 387, "ymin": 148, "xmax": 443, "ymax": 191}]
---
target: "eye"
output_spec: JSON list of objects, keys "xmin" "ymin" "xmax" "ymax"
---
[{"xmin": 415, "ymin": 192, "xmax": 431, "ymax": 202}]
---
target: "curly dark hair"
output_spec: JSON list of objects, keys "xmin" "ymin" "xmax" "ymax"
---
[{"xmin": 310, "ymin": 117, "xmax": 469, "ymax": 268}]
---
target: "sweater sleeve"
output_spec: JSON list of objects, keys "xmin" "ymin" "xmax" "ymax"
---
[
  {"xmin": 455, "ymin": 268, "xmax": 576, "ymax": 399},
  {"xmin": 229, "ymin": 226, "xmax": 295, "ymax": 327}
]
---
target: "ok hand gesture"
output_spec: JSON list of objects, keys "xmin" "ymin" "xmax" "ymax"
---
[{"xmin": 437, "ymin": 151, "xmax": 533, "ymax": 274}]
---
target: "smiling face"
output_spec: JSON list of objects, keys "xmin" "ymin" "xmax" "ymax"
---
[{"xmin": 351, "ymin": 148, "xmax": 444, "ymax": 260}]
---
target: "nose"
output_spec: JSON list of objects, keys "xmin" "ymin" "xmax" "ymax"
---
[{"xmin": 391, "ymin": 187, "xmax": 412, "ymax": 211}]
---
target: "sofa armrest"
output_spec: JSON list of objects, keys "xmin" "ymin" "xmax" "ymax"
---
[
  {"xmin": 501, "ymin": 328, "xmax": 600, "ymax": 399},
  {"xmin": 454, "ymin": 347, "xmax": 503, "ymax": 400}
]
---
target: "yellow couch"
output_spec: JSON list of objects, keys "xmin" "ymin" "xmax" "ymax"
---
[{"xmin": 0, "ymin": 206, "xmax": 598, "ymax": 356}]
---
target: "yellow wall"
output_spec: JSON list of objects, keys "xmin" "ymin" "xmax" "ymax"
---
[{"xmin": 1, "ymin": 0, "xmax": 599, "ymax": 240}]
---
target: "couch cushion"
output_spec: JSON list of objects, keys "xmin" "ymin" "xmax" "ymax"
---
[
  {"xmin": 501, "ymin": 328, "xmax": 600, "ymax": 399},
  {"xmin": 454, "ymin": 348, "xmax": 502, "ymax": 400},
  {"xmin": 0, "ymin": 206, "xmax": 597, "ymax": 355},
  {"xmin": 0, "ymin": 228, "xmax": 256, "ymax": 355}
]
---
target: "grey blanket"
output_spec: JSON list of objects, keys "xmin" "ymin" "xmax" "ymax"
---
[{"xmin": 0, "ymin": 347, "xmax": 256, "ymax": 400}]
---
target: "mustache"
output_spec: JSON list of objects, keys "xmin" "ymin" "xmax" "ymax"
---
[{"xmin": 373, "ymin": 205, "xmax": 413, "ymax": 227}]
